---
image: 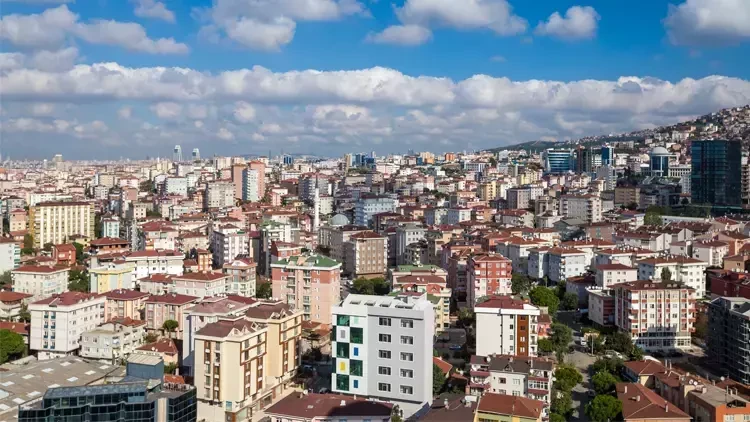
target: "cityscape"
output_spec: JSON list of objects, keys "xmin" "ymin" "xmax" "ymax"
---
[{"xmin": 3, "ymin": 0, "xmax": 750, "ymax": 422}]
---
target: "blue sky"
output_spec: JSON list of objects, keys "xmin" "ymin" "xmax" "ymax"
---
[{"xmin": 1, "ymin": 0, "xmax": 749, "ymax": 159}]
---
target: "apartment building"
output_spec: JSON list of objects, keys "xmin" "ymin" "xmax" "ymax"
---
[
  {"xmin": 466, "ymin": 253, "xmax": 512, "ymax": 306},
  {"xmin": 79, "ymin": 317, "xmax": 147, "ymax": 363},
  {"xmin": 144, "ymin": 293, "xmax": 199, "ymax": 340},
  {"xmin": 0, "ymin": 238, "xmax": 21, "ymax": 273},
  {"xmin": 354, "ymin": 196, "xmax": 398, "ymax": 227},
  {"xmin": 223, "ymin": 257, "xmax": 258, "ymax": 297},
  {"xmin": 692, "ymin": 240, "xmax": 729, "ymax": 267},
  {"xmin": 212, "ymin": 224, "xmax": 250, "ymax": 268},
  {"xmin": 12, "ymin": 265, "xmax": 69, "ymax": 301},
  {"xmin": 617, "ymin": 383, "xmax": 691, "ymax": 422},
  {"xmin": 475, "ymin": 296, "xmax": 540, "ymax": 357},
  {"xmin": 344, "ymin": 231, "xmax": 387, "ymax": 278},
  {"xmin": 172, "ymin": 272, "xmax": 230, "ymax": 298},
  {"xmin": 30, "ymin": 292, "xmax": 107, "ymax": 360},
  {"xmin": 194, "ymin": 318, "xmax": 269, "ymax": 421},
  {"xmin": 613, "ymin": 280, "xmax": 696, "ymax": 352},
  {"xmin": 560, "ymin": 194, "xmax": 602, "ymax": 223},
  {"xmin": 547, "ymin": 247, "xmax": 588, "ymax": 283},
  {"xmin": 475, "ymin": 393, "xmax": 545, "ymax": 422},
  {"xmin": 125, "ymin": 250, "xmax": 184, "ymax": 280},
  {"xmin": 205, "ymin": 181, "xmax": 235, "ymax": 209},
  {"xmin": 595, "ymin": 263, "xmax": 638, "ymax": 288},
  {"xmin": 467, "ymin": 355, "xmax": 554, "ymax": 407},
  {"xmin": 588, "ymin": 288, "xmax": 615, "ymax": 326},
  {"xmin": 242, "ymin": 168, "xmax": 261, "ymax": 202},
  {"xmin": 0, "ymin": 291, "xmax": 32, "ymax": 321},
  {"xmin": 89, "ymin": 260, "xmax": 135, "ymax": 294},
  {"xmin": 707, "ymin": 296, "xmax": 750, "ymax": 383},
  {"xmin": 102, "ymin": 288, "xmax": 149, "ymax": 320},
  {"xmin": 271, "ymin": 253, "xmax": 341, "ymax": 324},
  {"xmin": 331, "ymin": 293, "xmax": 434, "ymax": 418},
  {"xmin": 265, "ymin": 393, "xmax": 392, "ymax": 422},
  {"xmin": 29, "ymin": 201, "xmax": 95, "ymax": 248},
  {"xmin": 636, "ymin": 256, "xmax": 708, "ymax": 298}
]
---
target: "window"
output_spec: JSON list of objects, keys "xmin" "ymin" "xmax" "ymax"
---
[
  {"xmin": 400, "ymin": 352, "xmax": 414, "ymax": 362},
  {"xmin": 379, "ymin": 350, "xmax": 391, "ymax": 359},
  {"xmin": 401, "ymin": 319, "xmax": 413, "ymax": 328},
  {"xmin": 353, "ymin": 379, "xmax": 359, "ymax": 389},
  {"xmin": 353, "ymin": 347, "xmax": 359, "ymax": 357},
  {"xmin": 499, "ymin": 378, "xmax": 506, "ymax": 384},
  {"xmin": 400, "ymin": 336, "xmax": 413, "ymax": 345},
  {"xmin": 337, "ymin": 315, "xmax": 350, "ymax": 326},
  {"xmin": 379, "ymin": 317, "xmax": 391, "ymax": 326},
  {"xmin": 350, "ymin": 327, "xmax": 364, "ymax": 344},
  {"xmin": 400, "ymin": 385, "xmax": 413, "ymax": 395},
  {"xmin": 378, "ymin": 366, "xmax": 391, "ymax": 375},
  {"xmin": 378, "ymin": 383, "xmax": 391, "ymax": 392},
  {"xmin": 336, "ymin": 343, "xmax": 349, "ymax": 359},
  {"xmin": 336, "ymin": 374, "xmax": 350, "ymax": 392},
  {"xmin": 350, "ymin": 360, "xmax": 363, "ymax": 376},
  {"xmin": 513, "ymin": 379, "xmax": 521, "ymax": 386},
  {"xmin": 379, "ymin": 334, "xmax": 392, "ymax": 343},
  {"xmin": 400, "ymin": 369, "xmax": 413, "ymax": 378}
]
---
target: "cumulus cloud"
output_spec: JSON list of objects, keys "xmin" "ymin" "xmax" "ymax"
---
[
  {"xmin": 216, "ymin": 127, "xmax": 234, "ymax": 140},
  {"xmin": 233, "ymin": 101, "xmax": 256, "ymax": 123},
  {"xmin": 3, "ymin": 0, "xmax": 73, "ymax": 3},
  {"xmin": 395, "ymin": 0, "xmax": 527, "ymax": 36},
  {"xmin": 198, "ymin": 0, "xmax": 365, "ymax": 51},
  {"xmin": 366, "ymin": 25, "xmax": 432, "ymax": 46},
  {"xmin": 0, "ymin": 5, "xmax": 188, "ymax": 54},
  {"xmin": 118, "ymin": 106, "xmax": 133, "ymax": 119},
  {"xmin": 535, "ymin": 6, "xmax": 600, "ymax": 40},
  {"xmin": 133, "ymin": 0, "xmax": 176, "ymax": 23},
  {"xmin": 150, "ymin": 102, "xmax": 183, "ymax": 119},
  {"xmin": 664, "ymin": 0, "xmax": 750, "ymax": 46}
]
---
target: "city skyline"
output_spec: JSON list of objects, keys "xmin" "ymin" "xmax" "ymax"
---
[{"xmin": 1, "ymin": 0, "xmax": 750, "ymax": 159}]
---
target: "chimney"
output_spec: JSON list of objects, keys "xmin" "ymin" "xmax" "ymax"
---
[
  {"xmin": 665, "ymin": 404, "xmax": 669, "ymax": 412},
  {"xmin": 636, "ymin": 395, "xmax": 641, "ymax": 402},
  {"xmin": 340, "ymin": 400, "xmax": 346, "ymax": 406},
  {"xmin": 624, "ymin": 386, "xmax": 627, "ymax": 394},
  {"xmin": 443, "ymin": 398, "xmax": 449, "ymax": 408}
]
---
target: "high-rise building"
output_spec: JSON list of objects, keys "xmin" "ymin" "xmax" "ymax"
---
[
  {"xmin": 343, "ymin": 153, "xmax": 352, "ymax": 173},
  {"xmin": 354, "ymin": 195, "xmax": 397, "ymax": 227},
  {"xmin": 542, "ymin": 149, "xmax": 574, "ymax": 174},
  {"xmin": 475, "ymin": 296, "xmax": 540, "ymax": 357},
  {"xmin": 248, "ymin": 161, "xmax": 266, "ymax": 199},
  {"xmin": 271, "ymin": 253, "xmax": 341, "ymax": 324},
  {"xmin": 331, "ymin": 293, "xmax": 435, "ymax": 418},
  {"xmin": 231, "ymin": 164, "xmax": 245, "ymax": 199},
  {"xmin": 211, "ymin": 224, "xmax": 250, "ymax": 268},
  {"xmin": 204, "ymin": 181, "xmax": 235, "ymax": 209},
  {"xmin": 649, "ymin": 146, "xmax": 673, "ymax": 177},
  {"xmin": 707, "ymin": 296, "xmax": 750, "ymax": 383},
  {"xmin": 601, "ymin": 145, "xmax": 614, "ymax": 166},
  {"xmin": 466, "ymin": 254, "xmax": 512, "ymax": 306},
  {"xmin": 691, "ymin": 139, "xmax": 743, "ymax": 207},
  {"xmin": 173, "ymin": 145, "xmax": 183, "ymax": 162},
  {"xmin": 192, "ymin": 148, "xmax": 200, "ymax": 160},
  {"xmin": 29, "ymin": 201, "xmax": 95, "ymax": 248},
  {"xmin": 241, "ymin": 168, "xmax": 260, "ymax": 202}
]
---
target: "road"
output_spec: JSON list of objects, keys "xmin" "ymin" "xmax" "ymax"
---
[{"xmin": 565, "ymin": 350, "xmax": 597, "ymax": 422}]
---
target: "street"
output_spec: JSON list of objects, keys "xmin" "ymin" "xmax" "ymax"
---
[{"xmin": 565, "ymin": 350, "xmax": 597, "ymax": 422}]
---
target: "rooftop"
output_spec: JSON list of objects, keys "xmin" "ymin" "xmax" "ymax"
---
[
  {"xmin": 32, "ymin": 292, "xmax": 102, "ymax": 307},
  {"xmin": 617, "ymin": 382, "xmax": 690, "ymax": 420},
  {"xmin": 477, "ymin": 393, "xmax": 544, "ymax": 419},
  {"xmin": 266, "ymin": 393, "xmax": 392, "ymax": 419}
]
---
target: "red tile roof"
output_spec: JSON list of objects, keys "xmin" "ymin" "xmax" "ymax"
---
[
  {"xmin": 0, "ymin": 321, "xmax": 30, "ymax": 336},
  {"xmin": 13, "ymin": 265, "xmax": 69, "ymax": 273},
  {"xmin": 617, "ymin": 382, "xmax": 690, "ymax": 420},
  {"xmin": 433, "ymin": 356, "xmax": 453, "ymax": 374},
  {"xmin": 477, "ymin": 393, "xmax": 544, "ymax": 419},
  {"xmin": 108, "ymin": 317, "xmax": 147, "ymax": 327},
  {"xmin": 137, "ymin": 338, "xmax": 178, "ymax": 355},
  {"xmin": 145, "ymin": 293, "xmax": 198, "ymax": 305},
  {"xmin": 32, "ymin": 291, "xmax": 101, "ymax": 306},
  {"xmin": 266, "ymin": 393, "xmax": 392, "ymax": 419},
  {"xmin": 596, "ymin": 264, "xmax": 637, "ymax": 271},
  {"xmin": 103, "ymin": 289, "xmax": 149, "ymax": 300},
  {"xmin": 0, "ymin": 291, "xmax": 33, "ymax": 302},
  {"xmin": 173, "ymin": 272, "xmax": 229, "ymax": 282},
  {"xmin": 475, "ymin": 295, "xmax": 527, "ymax": 310},
  {"xmin": 90, "ymin": 237, "xmax": 129, "ymax": 246}
]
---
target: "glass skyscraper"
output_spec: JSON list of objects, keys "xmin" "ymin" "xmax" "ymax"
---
[
  {"xmin": 691, "ymin": 139, "xmax": 743, "ymax": 207},
  {"xmin": 543, "ymin": 149, "xmax": 575, "ymax": 174}
]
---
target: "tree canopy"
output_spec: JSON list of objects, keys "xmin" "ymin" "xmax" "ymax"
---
[
  {"xmin": 591, "ymin": 371, "xmax": 619, "ymax": 395},
  {"xmin": 21, "ymin": 234, "xmax": 34, "ymax": 255},
  {"xmin": 561, "ymin": 292, "xmax": 579, "ymax": 311},
  {"xmin": 586, "ymin": 395, "xmax": 623, "ymax": 422},
  {"xmin": 550, "ymin": 323, "xmax": 573, "ymax": 353},
  {"xmin": 433, "ymin": 363, "xmax": 446, "ymax": 395},
  {"xmin": 511, "ymin": 273, "xmax": 532, "ymax": 296},
  {"xmin": 661, "ymin": 267, "xmax": 672, "ymax": 283},
  {"xmin": 256, "ymin": 282, "xmax": 272, "ymax": 299},
  {"xmin": 553, "ymin": 365, "xmax": 582, "ymax": 392},
  {"xmin": 68, "ymin": 269, "xmax": 89, "ymax": 292},
  {"xmin": 0, "ymin": 329, "xmax": 26, "ymax": 364},
  {"xmin": 162, "ymin": 320, "xmax": 178, "ymax": 337},
  {"xmin": 351, "ymin": 277, "xmax": 390, "ymax": 296},
  {"xmin": 529, "ymin": 286, "xmax": 560, "ymax": 315}
]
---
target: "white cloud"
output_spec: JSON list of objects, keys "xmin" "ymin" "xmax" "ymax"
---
[
  {"xmin": 29, "ymin": 47, "xmax": 79, "ymax": 72},
  {"xmin": 186, "ymin": 104, "xmax": 210, "ymax": 120},
  {"xmin": 29, "ymin": 103, "xmax": 56, "ymax": 116},
  {"xmin": 490, "ymin": 55, "xmax": 506, "ymax": 62},
  {"xmin": 133, "ymin": 0, "xmax": 176, "ymax": 23},
  {"xmin": 664, "ymin": 0, "xmax": 750, "ymax": 46},
  {"xmin": 233, "ymin": 101, "xmax": 256, "ymax": 123},
  {"xmin": 0, "ymin": 53, "xmax": 26, "ymax": 71},
  {"xmin": 216, "ymin": 127, "xmax": 234, "ymax": 140},
  {"xmin": 395, "ymin": 0, "xmax": 527, "ymax": 36},
  {"xmin": 150, "ymin": 102, "xmax": 183, "ymax": 119},
  {"xmin": 366, "ymin": 25, "xmax": 432, "ymax": 46},
  {"xmin": 3, "ymin": 0, "xmax": 73, "ymax": 3},
  {"xmin": 0, "ymin": 5, "xmax": 188, "ymax": 54},
  {"xmin": 118, "ymin": 106, "xmax": 133, "ymax": 119},
  {"xmin": 535, "ymin": 6, "xmax": 600, "ymax": 40},
  {"xmin": 199, "ymin": 0, "xmax": 365, "ymax": 51}
]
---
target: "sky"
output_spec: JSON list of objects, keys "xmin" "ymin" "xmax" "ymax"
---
[{"xmin": 1, "ymin": 0, "xmax": 750, "ymax": 160}]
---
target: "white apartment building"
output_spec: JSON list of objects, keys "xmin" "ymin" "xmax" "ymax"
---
[
  {"xmin": 613, "ymin": 280, "xmax": 696, "ymax": 352},
  {"xmin": 164, "ymin": 177, "xmax": 188, "ymax": 196},
  {"xmin": 467, "ymin": 355, "xmax": 554, "ymax": 409},
  {"xmin": 636, "ymin": 256, "xmax": 708, "ymax": 298},
  {"xmin": 331, "ymin": 293, "xmax": 434, "ymax": 418},
  {"xmin": 445, "ymin": 208, "xmax": 472, "ymax": 225},
  {"xmin": 560, "ymin": 194, "xmax": 602, "ymax": 223},
  {"xmin": 29, "ymin": 201, "xmax": 95, "ymax": 248},
  {"xmin": 30, "ymin": 292, "xmax": 107, "ymax": 360},
  {"xmin": 354, "ymin": 196, "xmax": 398, "ymax": 227},
  {"xmin": 79, "ymin": 318, "xmax": 147, "ymax": 363},
  {"xmin": 595, "ymin": 264, "xmax": 638, "ymax": 288},
  {"xmin": 691, "ymin": 241, "xmax": 729, "ymax": 267},
  {"xmin": 205, "ymin": 181, "xmax": 235, "ymax": 209},
  {"xmin": 475, "ymin": 296, "xmax": 540, "ymax": 358},
  {"xmin": 12, "ymin": 265, "xmax": 69, "ymax": 301},
  {"xmin": 0, "ymin": 239, "xmax": 20, "ymax": 273},
  {"xmin": 125, "ymin": 250, "xmax": 184, "ymax": 280},
  {"xmin": 242, "ymin": 168, "xmax": 260, "ymax": 202},
  {"xmin": 547, "ymin": 248, "xmax": 588, "ymax": 283},
  {"xmin": 172, "ymin": 272, "xmax": 230, "ymax": 298},
  {"xmin": 102, "ymin": 217, "xmax": 120, "ymax": 238},
  {"xmin": 395, "ymin": 224, "xmax": 427, "ymax": 266},
  {"xmin": 211, "ymin": 225, "xmax": 250, "ymax": 267}
]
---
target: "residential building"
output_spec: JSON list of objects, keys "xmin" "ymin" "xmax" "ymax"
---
[
  {"xmin": 475, "ymin": 296, "xmax": 540, "ymax": 357},
  {"xmin": 692, "ymin": 240, "xmax": 729, "ymax": 267},
  {"xmin": 691, "ymin": 139, "xmax": 743, "ymax": 207},
  {"xmin": 354, "ymin": 196, "xmax": 398, "ymax": 227},
  {"xmin": 205, "ymin": 181, "xmax": 235, "ymax": 209},
  {"xmin": 475, "ymin": 393, "xmax": 545, "ymax": 422},
  {"xmin": 560, "ymin": 194, "xmax": 602, "ymax": 223},
  {"xmin": 393, "ymin": 282, "xmax": 451, "ymax": 333},
  {"xmin": 588, "ymin": 288, "xmax": 615, "ymax": 326},
  {"xmin": 51, "ymin": 243, "xmax": 76, "ymax": 266},
  {"xmin": 615, "ymin": 186, "xmax": 640, "ymax": 207},
  {"xmin": 0, "ymin": 291, "xmax": 32, "ymax": 321},
  {"xmin": 12, "ymin": 265, "xmax": 69, "ymax": 301},
  {"xmin": 242, "ymin": 168, "xmax": 261, "ymax": 202},
  {"xmin": 172, "ymin": 271, "xmax": 230, "ymax": 298},
  {"xmin": 636, "ymin": 256, "xmax": 708, "ymax": 298},
  {"xmin": 467, "ymin": 355, "xmax": 554, "ymax": 407},
  {"xmin": 344, "ymin": 231, "xmax": 387, "ymax": 278},
  {"xmin": 29, "ymin": 292, "xmax": 107, "ymax": 360},
  {"xmin": 144, "ymin": 293, "xmax": 199, "ymax": 340},
  {"xmin": 102, "ymin": 288, "xmax": 149, "ymax": 320},
  {"xmin": 79, "ymin": 317, "xmax": 147, "ymax": 363},
  {"xmin": 248, "ymin": 160, "xmax": 267, "ymax": 198},
  {"xmin": 707, "ymin": 296, "xmax": 750, "ymax": 383},
  {"xmin": 28, "ymin": 201, "xmax": 95, "ymax": 248},
  {"xmin": 613, "ymin": 280, "xmax": 696, "ymax": 352},
  {"xmin": 223, "ymin": 257, "xmax": 258, "ymax": 297},
  {"xmin": 617, "ymin": 383, "xmax": 691, "ymax": 422},
  {"xmin": 125, "ymin": 249, "xmax": 184, "ymax": 279},
  {"xmin": 89, "ymin": 260, "xmax": 135, "ymax": 294},
  {"xmin": 0, "ymin": 238, "xmax": 21, "ymax": 273},
  {"xmin": 507, "ymin": 187, "xmax": 532, "ymax": 210},
  {"xmin": 595, "ymin": 263, "xmax": 638, "ymax": 288},
  {"xmin": 101, "ymin": 216, "xmax": 120, "ymax": 238},
  {"xmin": 547, "ymin": 247, "xmax": 588, "ymax": 283},
  {"xmin": 543, "ymin": 148, "xmax": 574, "ymax": 174},
  {"xmin": 265, "ymin": 393, "xmax": 392, "ymax": 422},
  {"xmin": 331, "ymin": 293, "xmax": 435, "ymax": 418},
  {"xmin": 212, "ymin": 224, "xmax": 250, "ymax": 268},
  {"xmin": 271, "ymin": 253, "xmax": 341, "ymax": 324},
  {"xmin": 136, "ymin": 338, "xmax": 180, "ymax": 365},
  {"xmin": 466, "ymin": 253, "xmax": 512, "ymax": 306}
]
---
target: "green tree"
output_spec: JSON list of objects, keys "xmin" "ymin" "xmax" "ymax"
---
[
  {"xmin": 68, "ymin": 269, "xmax": 89, "ymax": 292},
  {"xmin": 607, "ymin": 331, "xmax": 636, "ymax": 354},
  {"xmin": 553, "ymin": 365, "xmax": 582, "ymax": 392},
  {"xmin": 164, "ymin": 362, "xmax": 178, "ymax": 375},
  {"xmin": 538, "ymin": 338, "xmax": 554, "ymax": 354},
  {"xmin": 21, "ymin": 234, "xmax": 34, "ymax": 255},
  {"xmin": 586, "ymin": 395, "xmax": 623, "ymax": 422},
  {"xmin": 489, "ymin": 157, "xmax": 498, "ymax": 167},
  {"xmin": 73, "ymin": 242, "xmax": 85, "ymax": 264},
  {"xmin": 591, "ymin": 371, "xmax": 619, "ymax": 395},
  {"xmin": 256, "ymin": 282, "xmax": 272, "ymax": 299},
  {"xmin": 43, "ymin": 243, "xmax": 54, "ymax": 253},
  {"xmin": 0, "ymin": 329, "xmax": 26, "ymax": 364},
  {"xmin": 661, "ymin": 267, "xmax": 672, "ymax": 283},
  {"xmin": 554, "ymin": 280, "xmax": 567, "ymax": 299},
  {"xmin": 351, "ymin": 277, "xmax": 390, "ymax": 296},
  {"xmin": 458, "ymin": 308, "xmax": 475, "ymax": 328},
  {"xmin": 630, "ymin": 346, "xmax": 645, "ymax": 361},
  {"xmin": 391, "ymin": 405, "xmax": 403, "ymax": 422},
  {"xmin": 511, "ymin": 273, "xmax": 532, "ymax": 295},
  {"xmin": 644, "ymin": 206, "xmax": 664, "ymax": 226},
  {"xmin": 529, "ymin": 286, "xmax": 560, "ymax": 315},
  {"xmin": 592, "ymin": 357, "xmax": 624, "ymax": 376},
  {"xmin": 17, "ymin": 303, "xmax": 30, "ymax": 323},
  {"xmin": 693, "ymin": 312, "xmax": 708, "ymax": 340},
  {"xmin": 550, "ymin": 323, "xmax": 573, "ymax": 352},
  {"xmin": 0, "ymin": 271, "xmax": 11, "ymax": 286},
  {"xmin": 144, "ymin": 332, "xmax": 159, "ymax": 343},
  {"xmin": 561, "ymin": 292, "xmax": 579, "ymax": 310},
  {"xmin": 162, "ymin": 320, "xmax": 179, "ymax": 338},
  {"xmin": 551, "ymin": 391, "xmax": 573, "ymax": 418},
  {"xmin": 433, "ymin": 363, "xmax": 446, "ymax": 395},
  {"xmin": 549, "ymin": 413, "xmax": 567, "ymax": 422}
]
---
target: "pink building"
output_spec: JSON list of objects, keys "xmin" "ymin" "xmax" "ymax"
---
[
  {"xmin": 144, "ymin": 293, "xmax": 198, "ymax": 339},
  {"xmin": 103, "ymin": 289, "xmax": 149, "ymax": 321},
  {"xmin": 271, "ymin": 253, "xmax": 341, "ymax": 324}
]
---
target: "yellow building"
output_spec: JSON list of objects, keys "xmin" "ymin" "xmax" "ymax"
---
[
  {"xmin": 89, "ymin": 261, "xmax": 135, "ymax": 294},
  {"xmin": 478, "ymin": 181, "xmax": 498, "ymax": 201},
  {"xmin": 29, "ymin": 201, "xmax": 95, "ymax": 249}
]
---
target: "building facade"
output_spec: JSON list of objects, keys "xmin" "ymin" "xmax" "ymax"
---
[
  {"xmin": 271, "ymin": 253, "xmax": 341, "ymax": 324},
  {"xmin": 29, "ymin": 201, "xmax": 95, "ymax": 248},
  {"xmin": 475, "ymin": 296, "xmax": 540, "ymax": 358},
  {"xmin": 691, "ymin": 139, "xmax": 743, "ymax": 207}
]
